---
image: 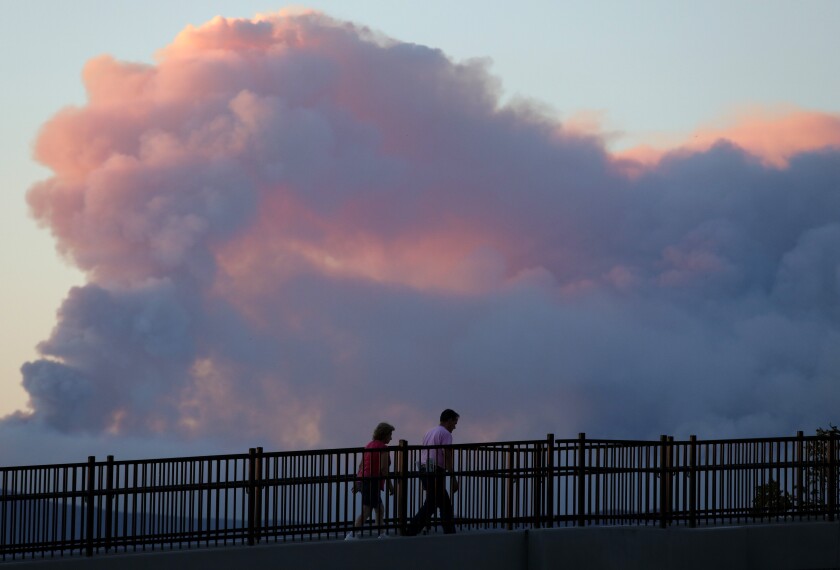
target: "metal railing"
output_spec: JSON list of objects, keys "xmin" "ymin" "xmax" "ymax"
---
[{"xmin": 1, "ymin": 431, "xmax": 837, "ymax": 561}]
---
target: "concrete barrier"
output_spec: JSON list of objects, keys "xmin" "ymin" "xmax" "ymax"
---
[
  {"xmin": 528, "ymin": 522, "xmax": 840, "ymax": 570},
  {"xmin": 5, "ymin": 530, "xmax": 527, "ymax": 570},
  {"xmin": 6, "ymin": 523, "xmax": 839, "ymax": 569}
]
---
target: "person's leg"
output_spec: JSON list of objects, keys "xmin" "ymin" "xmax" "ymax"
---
[
  {"xmin": 374, "ymin": 497, "xmax": 389, "ymax": 536},
  {"xmin": 437, "ymin": 486, "xmax": 455, "ymax": 534},
  {"xmin": 352, "ymin": 480, "xmax": 377, "ymax": 534},
  {"xmin": 347, "ymin": 502, "xmax": 372, "ymax": 539},
  {"xmin": 430, "ymin": 470, "xmax": 455, "ymax": 534},
  {"xmin": 353, "ymin": 504, "xmax": 373, "ymax": 529},
  {"xmin": 405, "ymin": 470, "xmax": 436, "ymax": 536}
]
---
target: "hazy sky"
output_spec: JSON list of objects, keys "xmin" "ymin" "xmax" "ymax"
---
[{"xmin": 2, "ymin": 1, "xmax": 839, "ymax": 464}]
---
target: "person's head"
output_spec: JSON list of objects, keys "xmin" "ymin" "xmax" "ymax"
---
[
  {"xmin": 439, "ymin": 409, "xmax": 459, "ymax": 433},
  {"xmin": 372, "ymin": 422, "xmax": 395, "ymax": 443}
]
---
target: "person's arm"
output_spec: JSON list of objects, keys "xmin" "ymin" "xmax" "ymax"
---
[
  {"xmin": 381, "ymin": 450, "xmax": 394, "ymax": 495},
  {"xmin": 444, "ymin": 445, "xmax": 459, "ymax": 493},
  {"xmin": 352, "ymin": 457, "xmax": 363, "ymax": 493}
]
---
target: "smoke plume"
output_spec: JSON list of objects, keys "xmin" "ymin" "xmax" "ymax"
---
[{"xmin": 5, "ymin": 10, "xmax": 840, "ymax": 463}]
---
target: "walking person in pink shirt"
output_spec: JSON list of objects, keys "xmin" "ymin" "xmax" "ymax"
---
[
  {"xmin": 405, "ymin": 409, "xmax": 460, "ymax": 535},
  {"xmin": 346, "ymin": 422, "xmax": 395, "ymax": 540}
]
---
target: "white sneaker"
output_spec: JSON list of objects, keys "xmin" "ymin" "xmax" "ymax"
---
[{"xmin": 345, "ymin": 532, "xmax": 358, "ymax": 541}]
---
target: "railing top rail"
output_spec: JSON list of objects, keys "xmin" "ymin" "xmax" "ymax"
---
[
  {"xmin": 581, "ymin": 435, "xmax": 832, "ymax": 446},
  {"xmin": 667, "ymin": 435, "xmax": 828, "ymax": 445},
  {"xmin": 412, "ymin": 439, "xmax": 549, "ymax": 450},
  {"xmin": 566, "ymin": 438, "xmax": 662, "ymax": 446},
  {"xmin": 111, "ymin": 452, "xmax": 250, "ymax": 467},
  {"xmin": 1, "ymin": 433, "xmax": 835, "ymax": 471},
  {"xmin": 0, "ymin": 460, "xmax": 89, "ymax": 472},
  {"xmin": 262, "ymin": 439, "xmax": 549, "ymax": 458}
]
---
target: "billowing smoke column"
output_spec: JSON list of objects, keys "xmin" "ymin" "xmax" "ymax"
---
[{"xmin": 7, "ymin": 10, "xmax": 840, "ymax": 461}]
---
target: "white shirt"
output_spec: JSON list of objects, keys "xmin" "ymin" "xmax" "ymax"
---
[{"xmin": 419, "ymin": 425, "xmax": 452, "ymax": 469}]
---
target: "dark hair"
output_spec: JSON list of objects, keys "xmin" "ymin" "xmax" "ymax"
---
[
  {"xmin": 372, "ymin": 422, "xmax": 395, "ymax": 441},
  {"xmin": 440, "ymin": 409, "xmax": 459, "ymax": 423}
]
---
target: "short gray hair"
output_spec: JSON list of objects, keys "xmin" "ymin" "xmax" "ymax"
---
[{"xmin": 373, "ymin": 422, "xmax": 395, "ymax": 441}]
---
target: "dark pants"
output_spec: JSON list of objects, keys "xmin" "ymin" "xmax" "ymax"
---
[
  {"xmin": 406, "ymin": 467, "xmax": 455, "ymax": 535},
  {"xmin": 359, "ymin": 478, "xmax": 383, "ymax": 509}
]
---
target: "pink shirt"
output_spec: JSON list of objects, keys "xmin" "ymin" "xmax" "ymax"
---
[
  {"xmin": 358, "ymin": 440, "xmax": 389, "ymax": 489},
  {"xmin": 419, "ymin": 425, "xmax": 452, "ymax": 469}
]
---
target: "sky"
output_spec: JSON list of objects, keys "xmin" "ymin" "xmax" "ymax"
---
[{"xmin": 2, "ymin": 1, "xmax": 840, "ymax": 465}]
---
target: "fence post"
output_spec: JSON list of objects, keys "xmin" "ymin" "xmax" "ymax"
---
[
  {"xmin": 247, "ymin": 448, "xmax": 256, "ymax": 546},
  {"xmin": 532, "ymin": 443, "xmax": 542, "ymax": 528},
  {"xmin": 85, "ymin": 456, "xmax": 96, "ymax": 557},
  {"xmin": 397, "ymin": 440, "xmax": 408, "ymax": 535},
  {"xmin": 796, "ymin": 430, "xmax": 804, "ymax": 517},
  {"xmin": 577, "ymin": 433, "xmax": 586, "ymax": 527},
  {"xmin": 105, "ymin": 455, "xmax": 114, "ymax": 552},
  {"xmin": 668, "ymin": 436, "xmax": 674, "ymax": 525},
  {"xmin": 688, "ymin": 436, "xmax": 697, "ymax": 528},
  {"xmin": 255, "ymin": 447, "xmax": 263, "ymax": 542},
  {"xmin": 829, "ymin": 432, "xmax": 836, "ymax": 522},
  {"xmin": 506, "ymin": 444, "xmax": 515, "ymax": 530},
  {"xmin": 546, "ymin": 434, "xmax": 555, "ymax": 528},
  {"xmin": 659, "ymin": 435, "xmax": 668, "ymax": 529}
]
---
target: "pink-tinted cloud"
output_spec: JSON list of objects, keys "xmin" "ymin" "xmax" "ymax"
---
[
  {"xmin": 616, "ymin": 107, "xmax": 840, "ymax": 172},
  {"xmin": 5, "ymin": 11, "xmax": 840, "ymax": 464}
]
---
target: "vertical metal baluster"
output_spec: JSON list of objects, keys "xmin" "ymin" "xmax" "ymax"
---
[
  {"xmin": 84, "ymin": 457, "xmax": 95, "ymax": 557},
  {"xmin": 212, "ymin": 460, "xmax": 220, "ymax": 547},
  {"xmin": 577, "ymin": 433, "xmax": 586, "ymax": 527},
  {"xmin": 139, "ymin": 462, "xmax": 146, "ymax": 552},
  {"xmin": 24, "ymin": 468, "xmax": 31, "ymax": 556},
  {"xmin": 828, "ymin": 432, "xmax": 836, "ymax": 522},
  {"xmin": 104, "ymin": 456, "xmax": 113, "ymax": 553},
  {"xmin": 796, "ymin": 431, "xmax": 804, "ymax": 519},
  {"xmin": 689, "ymin": 436, "xmax": 697, "ymax": 528},
  {"xmin": 197, "ymin": 460, "xmax": 205, "ymax": 547},
  {"xmin": 155, "ymin": 462, "xmax": 162, "ymax": 549},
  {"xmin": 659, "ymin": 436, "xmax": 667, "ymax": 529},
  {"xmin": 60, "ymin": 467, "xmax": 69, "ymax": 554},
  {"xmin": 293, "ymin": 453, "xmax": 299, "ymax": 540},
  {"xmin": 1, "ymin": 469, "xmax": 6, "ymax": 560}
]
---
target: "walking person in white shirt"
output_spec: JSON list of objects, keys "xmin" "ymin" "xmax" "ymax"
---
[{"xmin": 405, "ymin": 409, "xmax": 459, "ymax": 535}]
